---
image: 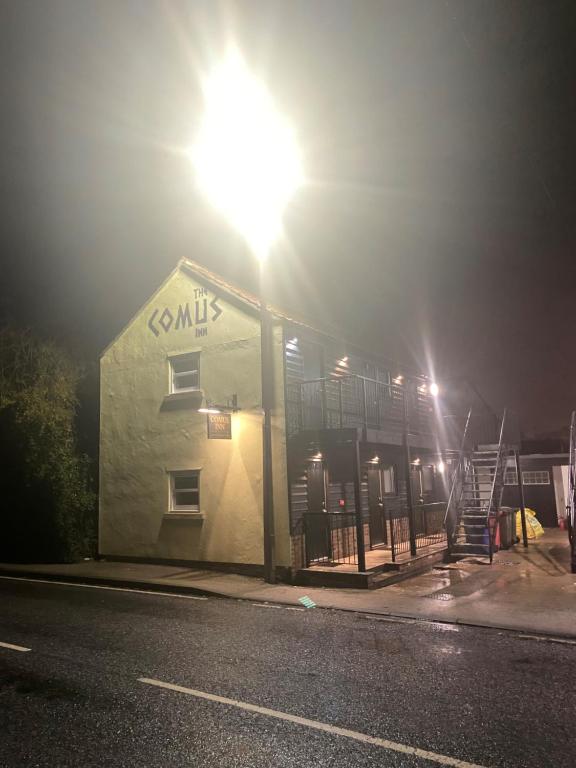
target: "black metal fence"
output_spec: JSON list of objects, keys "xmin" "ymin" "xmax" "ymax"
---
[
  {"xmin": 302, "ymin": 502, "xmax": 447, "ymax": 568},
  {"xmin": 384, "ymin": 500, "xmax": 446, "ymax": 561},
  {"xmin": 303, "ymin": 512, "xmax": 358, "ymax": 566}
]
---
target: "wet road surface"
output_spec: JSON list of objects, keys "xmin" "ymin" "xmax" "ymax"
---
[{"xmin": 0, "ymin": 576, "xmax": 575, "ymax": 767}]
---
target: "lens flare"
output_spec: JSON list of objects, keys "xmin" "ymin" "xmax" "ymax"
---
[{"xmin": 192, "ymin": 49, "xmax": 304, "ymax": 261}]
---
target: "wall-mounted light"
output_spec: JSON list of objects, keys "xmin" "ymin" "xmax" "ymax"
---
[
  {"xmin": 393, "ymin": 375, "xmax": 403, "ymax": 385},
  {"xmin": 412, "ymin": 457, "xmax": 421, "ymax": 466},
  {"xmin": 198, "ymin": 394, "xmax": 240, "ymax": 414},
  {"xmin": 311, "ymin": 451, "xmax": 323, "ymax": 461},
  {"xmin": 369, "ymin": 455, "xmax": 380, "ymax": 464}
]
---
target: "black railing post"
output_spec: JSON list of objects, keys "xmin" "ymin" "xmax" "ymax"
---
[
  {"xmin": 352, "ymin": 440, "xmax": 367, "ymax": 572},
  {"xmin": 403, "ymin": 394, "xmax": 417, "ymax": 557},
  {"xmin": 389, "ymin": 507, "xmax": 397, "ymax": 562},
  {"xmin": 321, "ymin": 379, "xmax": 327, "ymax": 429},
  {"xmin": 515, "ymin": 450, "xmax": 528, "ymax": 548},
  {"xmin": 361, "ymin": 376, "xmax": 368, "ymax": 437},
  {"xmin": 338, "ymin": 379, "xmax": 343, "ymax": 428}
]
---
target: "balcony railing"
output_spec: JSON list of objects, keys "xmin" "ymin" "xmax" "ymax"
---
[{"xmin": 288, "ymin": 374, "xmax": 435, "ymax": 437}]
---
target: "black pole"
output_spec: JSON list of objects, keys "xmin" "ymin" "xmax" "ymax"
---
[
  {"xmin": 352, "ymin": 439, "xmax": 367, "ymax": 572},
  {"xmin": 259, "ymin": 263, "xmax": 276, "ymax": 583},
  {"xmin": 403, "ymin": 391, "xmax": 417, "ymax": 557},
  {"xmin": 515, "ymin": 451, "xmax": 528, "ymax": 548}
]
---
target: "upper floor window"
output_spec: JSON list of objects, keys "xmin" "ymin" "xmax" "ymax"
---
[{"xmin": 170, "ymin": 352, "xmax": 200, "ymax": 393}]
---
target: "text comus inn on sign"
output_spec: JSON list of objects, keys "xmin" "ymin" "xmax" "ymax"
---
[{"xmin": 148, "ymin": 288, "xmax": 223, "ymax": 338}]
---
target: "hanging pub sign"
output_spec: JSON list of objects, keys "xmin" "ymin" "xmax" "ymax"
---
[{"xmin": 207, "ymin": 412, "xmax": 232, "ymax": 440}]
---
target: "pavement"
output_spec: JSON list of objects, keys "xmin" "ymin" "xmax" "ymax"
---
[
  {"xmin": 0, "ymin": 529, "xmax": 574, "ymax": 639},
  {"xmin": 2, "ymin": 575, "xmax": 576, "ymax": 767}
]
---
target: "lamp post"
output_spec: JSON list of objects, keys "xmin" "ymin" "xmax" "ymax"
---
[{"xmin": 192, "ymin": 50, "xmax": 304, "ymax": 583}]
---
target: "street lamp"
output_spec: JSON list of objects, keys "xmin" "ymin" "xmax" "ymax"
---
[{"xmin": 192, "ymin": 50, "xmax": 304, "ymax": 583}]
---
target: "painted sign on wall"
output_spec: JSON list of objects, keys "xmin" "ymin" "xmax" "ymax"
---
[{"xmin": 148, "ymin": 287, "xmax": 223, "ymax": 339}]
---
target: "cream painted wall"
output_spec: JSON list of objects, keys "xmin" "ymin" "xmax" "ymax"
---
[{"xmin": 99, "ymin": 266, "xmax": 291, "ymax": 567}]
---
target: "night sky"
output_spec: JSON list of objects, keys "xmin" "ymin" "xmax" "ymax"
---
[{"xmin": 0, "ymin": 0, "xmax": 574, "ymax": 434}]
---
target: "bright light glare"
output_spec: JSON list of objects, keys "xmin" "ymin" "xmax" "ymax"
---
[
  {"xmin": 198, "ymin": 407, "xmax": 221, "ymax": 414},
  {"xmin": 192, "ymin": 50, "xmax": 304, "ymax": 261},
  {"xmin": 437, "ymin": 461, "xmax": 445, "ymax": 474},
  {"xmin": 430, "ymin": 382, "xmax": 440, "ymax": 397}
]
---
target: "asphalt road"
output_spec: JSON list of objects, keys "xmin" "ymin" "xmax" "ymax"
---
[{"xmin": 0, "ymin": 577, "xmax": 575, "ymax": 768}]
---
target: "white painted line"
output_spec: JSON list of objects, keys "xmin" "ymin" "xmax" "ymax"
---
[
  {"xmin": 0, "ymin": 576, "xmax": 208, "ymax": 600},
  {"xmin": 362, "ymin": 614, "xmax": 417, "ymax": 625},
  {"xmin": 250, "ymin": 603, "xmax": 305, "ymax": 612},
  {"xmin": 0, "ymin": 640, "xmax": 31, "ymax": 653},
  {"xmin": 138, "ymin": 677, "xmax": 487, "ymax": 768},
  {"xmin": 518, "ymin": 634, "xmax": 576, "ymax": 646}
]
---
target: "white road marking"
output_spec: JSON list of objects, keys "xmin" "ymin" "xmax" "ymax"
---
[
  {"xmin": 138, "ymin": 677, "xmax": 487, "ymax": 768},
  {"xmin": 518, "ymin": 634, "xmax": 576, "ymax": 646},
  {"xmin": 250, "ymin": 603, "xmax": 305, "ymax": 612},
  {"xmin": 0, "ymin": 576, "xmax": 208, "ymax": 600},
  {"xmin": 0, "ymin": 640, "xmax": 31, "ymax": 653}
]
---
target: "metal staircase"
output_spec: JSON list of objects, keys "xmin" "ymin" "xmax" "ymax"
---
[
  {"xmin": 446, "ymin": 410, "xmax": 508, "ymax": 563},
  {"xmin": 568, "ymin": 411, "xmax": 576, "ymax": 574}
]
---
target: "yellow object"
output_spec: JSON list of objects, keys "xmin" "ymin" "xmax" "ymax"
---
[{"xmin": 516, "ymin": 508, "xmax": 545, "ymax": 539}]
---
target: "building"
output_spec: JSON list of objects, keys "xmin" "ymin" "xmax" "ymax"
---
[
  {"xmin": 99, "ymin": 259, "xmax": 451, "ymax": 586},
  {"xmin": 503, "ymin": 452, "xmax": 569, "ymax": 528}
]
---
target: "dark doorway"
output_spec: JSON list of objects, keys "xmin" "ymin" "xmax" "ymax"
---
[
  {"xmin": 367, "ymin": 467, "xmax": 386, "ymax": 547},
  {"xmin": 307, "ymin": 460, "xmax": 326, "ymax": 512},
  {"xmin": 305, "ymin": 460, "xmax": 330, "ymax": 563}
]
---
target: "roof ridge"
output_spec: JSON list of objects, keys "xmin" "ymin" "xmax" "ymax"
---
[{"xmin": 178, "ymin": 258, "xmax": 424, "ymax": 377}]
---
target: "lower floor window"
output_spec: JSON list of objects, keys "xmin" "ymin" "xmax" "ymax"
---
[
  {"xmin": 170, "ymin": 470, "xmax": 200, "ymax": 512},
  {"xmin": 504, "ymin": 470, "xmax": 518, "ymax": 485},
  {"xmin": 522, "ymin": 470, "xmax": 550, "ymax": 486},
  {"xmin": 382, "ymin": 465, "xmax": 396, "ymax": 494}
]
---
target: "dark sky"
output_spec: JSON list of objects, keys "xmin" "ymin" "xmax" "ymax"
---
[{"xmin": 0, "ymin": 0, "xmax": 574, "ymax": 434}]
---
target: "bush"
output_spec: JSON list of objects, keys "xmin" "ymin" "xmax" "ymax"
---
[{"xmin": 0, "ymin": 328, "xmax": 96, "ymax": 562}]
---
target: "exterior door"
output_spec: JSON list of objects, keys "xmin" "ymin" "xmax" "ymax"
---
[
  {"xmin": 367, "ymin": 467, "xmax": 386, "ymax": 546},
  {"xmin": 305, "ymin": 461, "xmax": 330, "ymax": 563}
]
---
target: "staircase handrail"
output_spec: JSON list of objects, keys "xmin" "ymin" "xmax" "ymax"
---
[
  {"xmin": 444, "ymin": 408, "xmax": 472, "ymax": 542},
  {"xmin": 485, "ymin": 408, "xmax": 507, "ymax": 559},
  {"xmin": 568, "ymin": 411, "xmax": 576, "ymax": 546}
]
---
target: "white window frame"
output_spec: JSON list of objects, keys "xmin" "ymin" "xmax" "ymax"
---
[
  {"xmin": 421, "ymin": 465, "xmax": 434, "ymax": 493},
  {"xmin": 504, "ymin": 470, "xmax": 518, "ymax": 486},
  {"xmin": 169, "ymin": 352, "xmax": 200, "ymax": 394},
  {"xmin": 169, "ymin": 470, "xmax": 200, "ymax": 513},
  {"xmin": 382, "ymin": 465, "xmax": 396, "ymax": 495},
  {"xmin": 521, "ymin": 470, "xmax": 550, "ymax": 486}
]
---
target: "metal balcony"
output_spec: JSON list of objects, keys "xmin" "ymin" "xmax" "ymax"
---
[{"xmin": 287, "ymin": 374, "xmax": 435, "ymax": 439}]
